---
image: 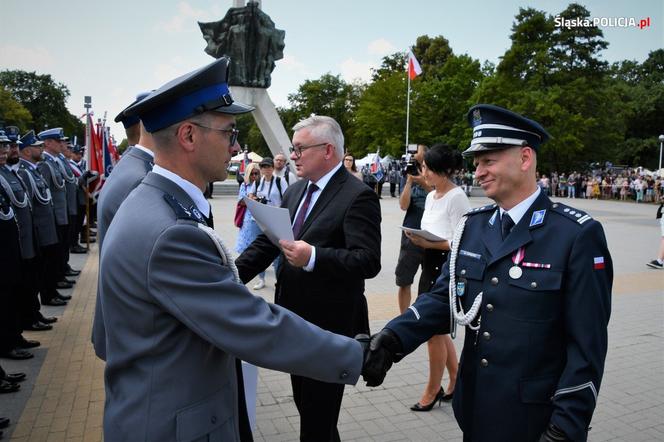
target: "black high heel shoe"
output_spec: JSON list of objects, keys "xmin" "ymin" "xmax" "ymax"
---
[
  {"xmin": 441, "ymin": 389, "xmax": 454, "ymax": 402},
  {"xmin": 410, "ymin": 387, "xmax": 445, "ymax": 411}
]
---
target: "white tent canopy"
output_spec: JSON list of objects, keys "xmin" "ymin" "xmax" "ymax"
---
[
  {"xmin": 230, "ymin": 151, "xmax": 263, "ymax": 163},
  {"xmin": 355, "ymin": 153, "xmax": 394, "ymax": 168}
]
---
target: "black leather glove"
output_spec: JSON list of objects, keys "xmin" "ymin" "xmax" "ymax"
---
[
  {"xmin": 539, "ymin": 423, "xmax": 569, "ymax": 442},
  {"xmin": 355, "ymin": 329, "xmax": 403, "ymax": 387}
]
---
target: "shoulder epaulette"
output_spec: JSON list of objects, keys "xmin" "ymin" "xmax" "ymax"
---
[
  {"xmin": 163, "ymin": 194, "xmax": 206, "ymax": 224},
  {"xmin": 550, "ymin": 202, "xmax": 593, "ymax": 225},
  {"xmin": 466, "ymin": 203, "xmax": 497, "ymax": 216}
]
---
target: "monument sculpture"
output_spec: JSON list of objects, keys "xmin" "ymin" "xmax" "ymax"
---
[
  {"xmin": 198, "ymin": 0, "xmax": 292, "ymax": 162},
  {"xmin": 199, "ymin": 1, "xmax": 285, "ymax": 88}
]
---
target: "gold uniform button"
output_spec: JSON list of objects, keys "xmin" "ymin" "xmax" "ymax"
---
[
  {"xmin": 480, "ymin": 358, "xmax": 488, "ymax": 367},
  {"xmin": 483, "ymin": 331, "xmax": 491, "ymax": 340},
  {"xmin": 490, "ymin": 277, "xmax": 499, "ymax": 285},
  {"xmin": 530, "ymin": 282, "xmax": 537, "ymax": 289},
  {"xmin": 486, "ymin": 304, "xmax": 494, "ymax": 312}
]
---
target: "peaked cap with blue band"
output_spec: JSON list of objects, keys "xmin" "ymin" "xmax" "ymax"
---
[
  {"xmin": 0, "ymin": 130, "xmax": 10, "ymax": 143},
  {"xmin": 463, "ymin": 104, "xmax": 551, "ymax": 157},
  {"xmin": 124, "ymin": 57, "xmax": 254, "ymax": 133},
  {"xmin": 4, "ymin": 126, "xmax": 21, "ymax": 143},
  {"xmin": 19, "ymin": 130, "xmax": 43, "ymax": 148},
  {"xmin": 38, "ymin": 127, "xmax": 67, "ymax": 141},
  {"xmin": 114, "ymin": 91, "xmax": 152, "ymax": 129}
]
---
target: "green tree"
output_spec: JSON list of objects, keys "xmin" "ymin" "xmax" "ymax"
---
[
  {"xmin": 0, "ymin": 70, "xmax": 84, "ymax": 139},
  {"xmin": 411, "ymin": 35, "xmax": 454, "ymax": 80},
  {"xmin": 550, "ymin": 3, "xmax": 608, "ymax": 80},
  {"xmin": 497, "ymin": 8, "xmax": 555, "ymax": 86},
  {"xmin": 286, "ymin": 73, "xmax": 363, "ymax": 149},
  {"xmin": 0, "ymin": 85, "xmax": 33, "ymax": 129},
  {"xmin": 353, "ymin": 72, "xmax": 407, "ymax": 157},
  {"xmin": 117, "ymin": 138, "xmax": 129, "ymax": 155}
]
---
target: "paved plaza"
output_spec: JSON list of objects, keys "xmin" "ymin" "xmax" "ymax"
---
[{"xmin": 1, "ymin": 185, "xmax": 662, "ymax": 441}]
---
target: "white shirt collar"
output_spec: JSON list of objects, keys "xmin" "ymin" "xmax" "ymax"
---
[
  {"xmin": 310, "ymin": 161, "xmax": 343, "ymax": 191},
  {"xmin": 499, "ymin": 187, "xmax": 541, "ymax": 226},
  {"xmin": 152, "ymin": 165, "xmax": 210, "ymax": 217},
  {"xmin": 42, "ymin": 151, "xmax": 56, "ymax": 160},
  {"xmin": 133, "ymin": 144, "xmax": 154, "ymax": 159},
  {"xmin": 10, "ymin": 163, "xmax": 19, "ymax": 172}
]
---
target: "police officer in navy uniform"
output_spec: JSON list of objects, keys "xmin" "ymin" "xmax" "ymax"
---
[
  {"xmin": 1, "ymin": 129, "xmax": 56, "ymax": 335},
  {"xmin": 0, "ymin": 132, "xmax": 31, "ymax": 360},
  {"xmin": 361, "ymin": 104, "xmax": 613, "ymax": 441}
]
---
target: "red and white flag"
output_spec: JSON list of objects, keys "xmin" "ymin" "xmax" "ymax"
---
[
  {"xmin": 408, "ymin": 50, "xmax": 422, "ymax": 80},
  {"xmin": 593, "ymin": 256, "xmax": 605, "ymax": 270},
  {"xmin": 85, "ymin": 114, "xmax": 105, "ymax": 200}
]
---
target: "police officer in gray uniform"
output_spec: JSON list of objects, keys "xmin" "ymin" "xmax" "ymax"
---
[
  {"xmin": 362, "ymin": 105, "xmax": 613, "ymax": 442},
  {"xmin": 18, "ymin": 131, "xmax": 67, "ymax": 307},
  {"xmin": 99, "ymin": 57, "xmax": 368, "ymax": 442},
  {"xmin": 38, "ymin": 128, "xmax": 74, "ymax": 292},
  {"xmin": 92, "ymin": 91, "xmax": 154, "ymax": 360}
]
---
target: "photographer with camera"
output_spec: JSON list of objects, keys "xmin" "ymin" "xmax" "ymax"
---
[{"xmin": 395, "ymin": 144, "xmax": 432, "ymax": 313}]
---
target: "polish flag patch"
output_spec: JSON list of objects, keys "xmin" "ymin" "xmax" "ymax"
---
[{"xmin": 593, "ymin": 256, "xmax": 605, "ymax": 270}]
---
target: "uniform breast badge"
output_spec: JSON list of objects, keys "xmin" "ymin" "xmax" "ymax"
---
[{"xmin": 509, "ymin": 247, "xmax": 525, "ymax": 279}]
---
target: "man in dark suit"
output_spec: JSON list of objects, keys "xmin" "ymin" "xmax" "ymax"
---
[
  {"xmin": 362, "ymin": 105, "xmax": 612, "ymax": 442},
  {"xmin": 236, "ymin": 115, "xmax": 382, "ymax": 442}
]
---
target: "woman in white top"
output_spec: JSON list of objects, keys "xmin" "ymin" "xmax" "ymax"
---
[{"xmin": 404, "ymin": 144, "xmax": 471, "ymax": 412}]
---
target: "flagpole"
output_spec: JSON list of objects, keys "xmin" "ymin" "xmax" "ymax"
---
[
  {"xmin": 83, "ymin": 96, "xmax": 92, "ymax": 250},
  {"xmin": 405, "ymin": 62, "xmax": 411, "ymax": 155}
]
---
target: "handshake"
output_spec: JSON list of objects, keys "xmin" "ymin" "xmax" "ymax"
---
[{"xmin": 355, "ymin": 329, "xmax": 404, "ymax": 387}]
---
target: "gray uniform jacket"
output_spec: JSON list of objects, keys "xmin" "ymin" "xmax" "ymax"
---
[
  {"xmin": 38, "ymin": 153, "xmax": 68, "ymax": 226},
  {"xmin": 100, "ymin": 172, "xmax": 363, "ymax": 442},
  {"xmin": 97, "ymin": 146, "xmax": 153, "ymax": 248},
  {"xmin": 69, "ymin": 160, "xmax": 88, "ymax": 207},
  {"xmin": 93, "ymin": 145, "xmax": 153, "ymax": 360},
  {"xmin": 0, "ymin": 166, "xmax": 37, "ymax": 259},
  {"xmin": 17, "ymin": 159, "xmax": 58, "ymax": 247},
  {"xmin": 57, "ymin": 154, "xmax": 78, "ymax": 216}
]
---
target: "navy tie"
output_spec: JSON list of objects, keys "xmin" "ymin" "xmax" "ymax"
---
[
  {"xmin": 501, "ymin": 213, "xmax": 514, "ymax": 240},
  {"xmin": 292, "ymin": 183, "xmax": 318, "ymax": 238},
  {"xmin": 205, "ymin": 206, "xmax": 214, "ymax": 228}
]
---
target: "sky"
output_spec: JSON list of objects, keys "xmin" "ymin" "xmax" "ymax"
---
[{"xmin": 2, "ymin": 0, "xmax": 662, "ymax": 141}]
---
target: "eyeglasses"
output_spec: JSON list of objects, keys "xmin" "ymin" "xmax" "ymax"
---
[
  {"xmin": 250, "ymin": 171, "xmax": 260, "ymax": 176},
  {"xmin": 191, "ymin": 122, "xmax": 239, "ymax": 146},
  {"xmin": 288, "ymin": 142, "xmax": 328, "ymax": 159}
]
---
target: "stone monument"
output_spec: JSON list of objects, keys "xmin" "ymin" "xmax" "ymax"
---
[{"xmin": 199, "ymin": 0, "xmax": 292, "ymax": 162}]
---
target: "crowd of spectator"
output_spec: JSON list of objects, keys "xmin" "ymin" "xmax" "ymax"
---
[{"xmin": 536, "ymin": 169, "xmax": 663, "ymax": 203}]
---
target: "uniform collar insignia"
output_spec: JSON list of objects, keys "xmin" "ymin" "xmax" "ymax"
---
[
  {"xmin": 529, "ymin": 209, "xmax": 546, "ymax": 227},
  {"xmin": 489, "ymin": 209, "xmax": 498, "ymax": 226},
  {"xmin": 188, "ymin": 205, "xmax": 205, "ymax": 223}
]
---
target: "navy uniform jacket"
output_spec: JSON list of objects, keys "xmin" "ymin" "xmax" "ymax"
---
[
  {"xmin": 17, "ymin": 159, "xmax": 58, "ymax": 247},
  {"xmin": 0, "ymin": 188, "xmax": 21, "ymax": 283},
  {"xmin": 0, "ymin": 166, "xmax": 37, "ymax": 259},
  {"xmin": 387, "ymin": 192, "xmax": 612, "ymax": 441}
]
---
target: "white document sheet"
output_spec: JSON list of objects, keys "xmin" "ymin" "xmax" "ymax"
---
[
  {"xmin": 244, "ymin": 197, "xmax": 294, "ymax": 246},
  {"xmin": 399, "ymin": 226, "xmax": 446, "ymax": 242}
]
